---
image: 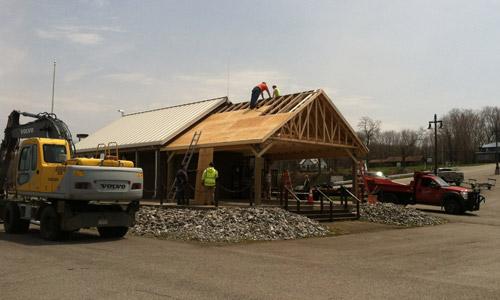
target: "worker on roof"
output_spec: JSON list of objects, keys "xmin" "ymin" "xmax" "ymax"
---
[
  {"xmin": 202, "ymin": 162, "xmax": 218, "ymax": 205},
  {"xmin": 249, "ymin": 82, "xmax": 271, "ymax": 109},
  {"xmin": 272, "ymin": 85, "xmax": 281, "ymax": 97}
]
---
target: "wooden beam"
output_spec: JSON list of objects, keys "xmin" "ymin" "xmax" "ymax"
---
[
  {"xmin": 344, "ymin": 148, "xmax": 357, "ymax": 162},
  {"xmin": 276, "ymin": 93, "xmax": 308, "ymax": 113},
  {"xmin": 254, "ymin": 156, "xmax": 264, "ymax": 205},
  {"xmin": 266, "ymin": 94, "xmax": 296, "ymax": 115},
  {"xmin": 257, "ymin": 142, "xmax": 274, "ymax": 157},
  {"xmin": 270, "ymin": 137, "xmax": 357, "ymax": 149},
  {"xmin": 194, "ymin": 147, "xmax": 214, "ymax": 205},
  {"xmin": 314, "ymin": 99, "xmax": 318, "ymax": 140},
  {"xmin": 248, "ymin": 142, "xmax": 275, "ymax": 158},
  {"xmin": 167, "ymin": 151, "xmax": 176, "ymax": 163}
]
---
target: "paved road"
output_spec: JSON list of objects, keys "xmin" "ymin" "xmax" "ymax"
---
[{"xmin": 1, "ymin": 164, "xmax": 499, "ymax": 299}]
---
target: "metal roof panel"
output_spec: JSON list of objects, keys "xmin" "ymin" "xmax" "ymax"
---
[{"xmin": 75, "ymin": 97, "xmax": 227, "ymax": 152}]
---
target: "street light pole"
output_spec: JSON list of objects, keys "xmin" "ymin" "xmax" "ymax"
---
[
  {"xmin": 495, "ymin": 108, "xmax": 499, "ymax": 175},
  {"xmin": 428, "ymin": 114, "xmax": 443, "ymax": 175}
]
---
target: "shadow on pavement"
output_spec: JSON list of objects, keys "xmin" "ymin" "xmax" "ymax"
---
[
  {"xmin": 417, "ymin": 208, "xmax": 478, "ymax": 217},
  {"xmin": 0, "ymin": 226, "xmax": 127, "ymax": 246}
]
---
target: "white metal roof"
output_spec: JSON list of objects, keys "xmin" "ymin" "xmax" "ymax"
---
[{"xmin": 75, "ymin": 97, "xmax": 228, "ymax": 153}]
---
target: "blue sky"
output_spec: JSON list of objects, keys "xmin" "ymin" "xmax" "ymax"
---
[{"xmin": 1, "ymin": 0, "xmax": 499, "ymax": 139}]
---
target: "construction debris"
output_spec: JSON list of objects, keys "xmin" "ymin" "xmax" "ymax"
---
[
  {"xmin": 131, "ymin": 207, "xmax": 328, "ymax": 243},
  {"xmin": 360, "ymin": 203, "xmax": 446, "ymax": 227}
]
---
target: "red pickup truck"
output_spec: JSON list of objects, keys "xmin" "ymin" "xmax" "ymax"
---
[{"xmin": 364, "ymin": 172, "xmax": 484, "ymax": 214}]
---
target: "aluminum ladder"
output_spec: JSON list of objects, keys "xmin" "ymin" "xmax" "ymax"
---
[{"xmin": 166, "ymin": 131, "xmax": 202, "ymax": 203}]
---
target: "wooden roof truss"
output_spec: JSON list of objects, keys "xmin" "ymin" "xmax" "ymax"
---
[{"xmin": 270, "ymin": 94, "xmax": 362, "ymax": 151}]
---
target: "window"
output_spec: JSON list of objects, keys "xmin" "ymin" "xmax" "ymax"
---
[
  {"xmin": 18, "ymin": 146, "xmax": 31, "ymax": 171},
  {"xmin": 421, "ymin": 178, "xmax": 433, "ymax": 187},
  {"xmin": 43, "ymin": 144, "xmax": 67, "ymax": 163}
]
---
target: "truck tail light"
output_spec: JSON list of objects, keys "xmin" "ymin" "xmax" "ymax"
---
[
  {"xmin": 75, "ymin": 182, "xmax": 91, "ymax": 189},
  {"xmin": 131, "ymin": 183, "xmax": 142, "ymax": 190}
]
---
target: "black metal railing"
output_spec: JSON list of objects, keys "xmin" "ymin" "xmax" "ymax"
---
[
  {"xmin": 316, "ymin": 186, "xmax": 361, "ymax": 220},
  {"xmin": 315, "ymin": 188, "xmax": 336, "ymax": 222},
  {"xmin": 283, "ymin": 186, "xmax": 304, "ymax": 212},
  {"xmin": 340, "ymin": 186, "xmax": 361, "ymax": 219}
]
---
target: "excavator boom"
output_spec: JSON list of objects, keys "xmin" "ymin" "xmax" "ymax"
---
[{"xmin": 0, "ymin": 110, "xmax": 75, "ymax": 197}]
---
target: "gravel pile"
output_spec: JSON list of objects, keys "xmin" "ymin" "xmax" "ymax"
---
[
  {"xmin": 131, "ymin": 207, "xmax": 328, "ymax": 243},
  {"xmin": 360, "ymin": 202, "xmax": 446, "ymax": 227}
]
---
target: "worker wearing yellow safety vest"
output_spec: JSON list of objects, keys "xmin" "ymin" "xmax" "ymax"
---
[{"xmin": 202, "ymin": 162, "xmax": 218, "ymax": 205}]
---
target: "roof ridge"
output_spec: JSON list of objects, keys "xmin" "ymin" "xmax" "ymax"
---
[
  {"xmin": 125, "ymin": 96, "xmax": 228, "ymax": 116},
  {"xmin": 228, "ymin": 90, "xmax": 317, "ymax": 105}
]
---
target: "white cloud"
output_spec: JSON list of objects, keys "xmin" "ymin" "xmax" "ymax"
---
[
  {"xmin": 67, "ymin": 32, "xmax": 103, "ymax": 45},
  {"xmin": 35, "ymin": 25, "xmax": 123, "ymax": 45},
  {"xmin": 101, "ymin": 72, "xmax": 160, "ymax": 85}
]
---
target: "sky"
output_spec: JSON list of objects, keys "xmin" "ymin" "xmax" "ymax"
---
[{"xmin": 1, "ymin": 0, "xmax": 499, "ymax": 140}]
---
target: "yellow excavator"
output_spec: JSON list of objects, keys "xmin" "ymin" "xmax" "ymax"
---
[{"xmin": 0, "ymin": 111, "xmax": 143, "ymax": 240}]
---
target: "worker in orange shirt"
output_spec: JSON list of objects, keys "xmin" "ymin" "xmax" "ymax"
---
[{"xmin": 250, "ymin": 82, "xmax": 271, "ymax": 109}]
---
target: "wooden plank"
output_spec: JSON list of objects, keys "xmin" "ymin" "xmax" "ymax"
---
[
  {"xmin": 276, "ymin": 93, "xmax": 308, "ymax": 114},
  {"xmin": 270, "ymin": 137, "xmax": 357, "ymax": 149},
  {"xmin": 290, "ymin": 91, "xmax": 319, "ymax": 112},
  {"xmin": 194, "ymin": 147, "xmax": 214, "ymax": 205},
  {"xmin": 315, "ymin": 99, "xmax": 318, "ymax": 140},
  {"xmin": 257, "ymin": 142, "xmax": 274, "ymax": 157},
  {"xmin": 263, "ymin": 93, "xmax": 296, "ymax": 115}
]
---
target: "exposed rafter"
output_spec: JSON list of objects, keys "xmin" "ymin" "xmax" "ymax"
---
[{"xmin": 270, "ymin": 95, "xmax": 361, "ymax": 151}]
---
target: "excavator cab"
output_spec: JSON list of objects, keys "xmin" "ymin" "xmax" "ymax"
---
[{"xmin": 14, "ymin": 138, "xmax": 70, "ymax": 194}]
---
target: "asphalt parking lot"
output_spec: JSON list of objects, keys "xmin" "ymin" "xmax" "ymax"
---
[{"xmin": 1, "ymin": 164, "xmax": 499, "ymax": 299}]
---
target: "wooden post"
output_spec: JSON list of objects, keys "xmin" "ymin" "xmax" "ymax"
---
[
  {"xmin": 166, "ymin": 153, "xmax": 175, "ymax": 203},
  {"xmin": 153, "ymin": 150, "xmax": 159, "ymax": 199},
  {"xmin": 254, "ymin": 156, "xmax": 264, "ymax": 205},
  {"xmin": 194, "ymin": 147, "xmax": 214, "ymax": 205},
  {"xmin": 351, "ymin": 158, "xmax": 358, "ymax": 200}
]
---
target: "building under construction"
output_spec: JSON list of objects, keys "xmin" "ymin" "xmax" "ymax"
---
[{"xmin": 76, "ymin": 89, "xmax": 368, "ymax": 205}]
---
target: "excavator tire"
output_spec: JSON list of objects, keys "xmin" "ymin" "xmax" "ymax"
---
[
  {"xmin": 3, "ymin": 202, "xmax": 29, "ymax": 234},
  {"xmin": 97, "ymin": 226, "xmax": 128, "ymax": 239},
  {"xmin": 40, "ymin": 206, "xmax": 68, "ymax": 241}
]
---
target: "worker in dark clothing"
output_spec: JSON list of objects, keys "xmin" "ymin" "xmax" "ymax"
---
[
  {"xmin": 175, "ymin": 165, "xmax": 189, "ymax": 205},
  {"xmin": 250, "ymin": 82, "xmax": 271, "ymax": 109}
]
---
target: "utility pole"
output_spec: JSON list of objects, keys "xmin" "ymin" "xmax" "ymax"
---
[
  {"xmin": 51, "ymin": 59, "xmax": 56, "ymax": 114},
  {"xmin": 428, "ymin": 114, "xmax": 443, "ymax": 175},
  {"xmin": 495, "ymin": 108, "xmax": 499, "ymax": 175}
]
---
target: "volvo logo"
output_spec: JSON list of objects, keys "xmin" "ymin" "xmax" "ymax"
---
[
  {"xmin": 101, "ymin": 183, "xmax": 126, "ymax": 190},
  {"xmin": 20, "ymin": 127, "xmax": 35, "ymax": 135}
]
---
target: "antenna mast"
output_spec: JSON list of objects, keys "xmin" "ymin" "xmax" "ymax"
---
[{"xmin": 51, "ymin": 59, "xmax": 56, "ymax": 113}]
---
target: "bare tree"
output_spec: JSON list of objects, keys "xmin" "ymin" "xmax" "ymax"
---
[
  {"xmin": 357, "ymin": 116, "xmax": 381, "ymax": 148},
  {"xmin": 399, "ymin": 129, "xmax": 419, "ymax": 167}
]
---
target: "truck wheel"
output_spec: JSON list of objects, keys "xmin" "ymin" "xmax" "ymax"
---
[
  {"xmin": 381, "ymin": 193, "xmax": 398, "ymax": 204},
  {"xmin": 97, "ymin": 226, "xmax": 128, "ymax": 239},
  {"xmin": 3, "ymin": 202, "xmax": 30, "ymax": 234},
  {"xmin": 444, "ymin": 198, "xmax": 462, "ymax": 215},
  {"xmin": 40, "ymin": 206, "xmax": 65, "ymax": 241}
]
